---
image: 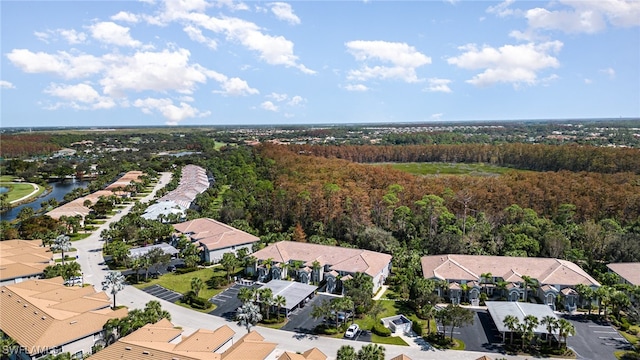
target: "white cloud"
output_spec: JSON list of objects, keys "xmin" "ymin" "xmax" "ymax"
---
[
  {"xmin": 44, "ymin": 83, "xmax": 116, "ymax": 109},
  {"xmin": 160, "ymin": 12, "xmax": 314, "ymax": 74},
  {"xmin": 34, "ymin": 31, "xmax": 50, "ymax": 43},
  {"xmin": 133, "ymin": 97, "xmax": 210, "ymax": 125},
  {"xmin": 287, "ymin": 95, "xmax": 305, "ymax": 106},
  {"xmin": 425, "ymin": 78, "xmax": 452, "ymax": 93},
  {"xmin": 525, "ymin": 0, "xmax": 640, "ymax": 34},
  {"xmin": 111, "ymin": 11, "xmax": 140, "ymax": 23},
  {"xmin": 268, "ymin": 92, "xmax": 288, "ymax": 101},
  {"xmin": 344, "ymin": 84, "xmax": 369, "ymax": 92},
  {"xmin": 431, "ymin": 113, "xmax": 444, "ymax": 120},
  {"xmin": 600, "ymin": 67, "xmax": 616, "ymax": 78},
  {"xmin": 0, "ymin": 80, "xmax": 15, "ymax": 89},
  {"xmin": 216, "ymin": 77, "xmax": 259, "ymax": 96},
  {"xmin": 58, "ymin": 29, "xmax": 87, "ymax": 44},
  {"xmin": 584, "ymin": 78, "xmax": 593, "ymax": 84},
  {"xmin": 269, "ymin": 2, "xmax": 301, "ymax": 25},
  {"xmin": 7, "ymin": 49, "xmax": 104, "ymax": 79},
  {"xmin": 89, "ymin": 22, "xmax": 141, "ymax": 47},
  {"xmin": 34, "ymin": 29, "xmax": 86, "ymax": 44},
  {"xmin": 260, "ymin": 100, "xmax": 279, "ymax": 111},
  {"xmin": 345, "ymin": 40, "xmax": 431, "ymax": 83},
  {"xmin": 486, "ymin": 0, "xmax": 517, "ymax": 17},
  {"xmin": 100, "ymin": 48, "xmax": 208, "ymax": 96},
  {"xmin": 447, "ymin": 41, "xmax": 563, "ymax": 87},
  {"xmin": 183, "ymin": 25, "xmax": 217, "ymax": 49}
]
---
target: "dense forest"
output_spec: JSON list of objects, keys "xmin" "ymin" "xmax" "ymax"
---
[{"xmin": 1, "ymin": 129, "xmax": 639, "ymax": 276}]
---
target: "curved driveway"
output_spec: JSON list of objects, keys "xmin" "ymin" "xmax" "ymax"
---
[{"xmin": 74, "ymin": 172, "xmax": 529, "ymax": 360}]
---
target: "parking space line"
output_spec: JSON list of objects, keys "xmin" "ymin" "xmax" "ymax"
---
[{"xmin": 593, "ymin": 331, "xmax": 619, "ymax": 334}]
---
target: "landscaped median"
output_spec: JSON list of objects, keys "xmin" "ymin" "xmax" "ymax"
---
[{"xmin": 132, "ymin": 267, "xmax": 233, "ymax": 312}]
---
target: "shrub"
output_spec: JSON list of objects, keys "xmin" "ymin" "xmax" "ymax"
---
[
  {"xmin": 314, "ymin": 324, "xmax": 339, "ymax": 335},
  {"xmin": 412, "ymin": 320, "xmax": 424, "ymax": 336},
  {"xmin": 175, "ymin": 267, "xmax": 197, "ymax": 274},
  {"xmin": 182, "ymin": 291, "xmax": 211, "ymax": 310},
  {"xmin": 372, "ymin": 323, "xmax": 391, "ymax": 337}
]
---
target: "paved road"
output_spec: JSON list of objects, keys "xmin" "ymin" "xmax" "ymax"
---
[
  {"xmin": 9, "ymin": 182, "xmax": 40, "ymax": 204},
  {"xmin": 74, "ymin": 171, "xmax": 532, "ymax": 360}
]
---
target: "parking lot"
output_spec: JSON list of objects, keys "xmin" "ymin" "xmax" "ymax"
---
[
  {"xmin": 449, "ymin": 310, "xmax": 503, "ymax": 353},
  {"xmin": 209, "ymin": 283, "xmax": 260, "ymax": 319},
  {"xmin": 140, "ymin": 284, "xmax": 183, "ymax": 303},
  {"xmin": 564, "ymin": 314, "xmax": 631, "ymax": 360},
  {"xmin": 281, "ymin": 293, "xmax": 334, "ymax": 334}
]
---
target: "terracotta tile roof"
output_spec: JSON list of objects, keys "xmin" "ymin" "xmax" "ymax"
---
[
  {"xmin": 252, "ymin": 241, "xmax": 392, "ymax": 278},
  {"xmin": 105, "ymin": 171, "xmax": 145, "ymax": 190},
  {"xmin": 0, "ymin": 240, "xmax": 51, "ymax": 282},
  {"xmin": 221, "ymin": 331, "xmax": 276, "ymax": 360},
  {"xmin": 87, "ymin": 321, "xmax": 276, "ymax": 360},
  {"xmin": 174, "ymin": 218, "xmax": 260, "ymax": 251},
  {"xmin": 421, "ymin": 254, "xmax": 599, "ymax": 287},
  {"xmin": 173, "ymin": 325, "xmax": 235, "ymax": 353},
  {"xmin": 120, "ymin": 319, "xmax": 182, "ymax": 343},
  {"xmin": 606, "ymin": 263, "xmax": 640, "ymax": 286},
  {"xmin": 87, "ymin": 341, "xmax": 218, "ymax": 360},
  {"xmin": 390, "ymin": 355, "xmax": 413, "ymax": 360},
  {"xmin": 0, "ymin": 278, "xmax": 127, "ymax": 354},
  {"xmin": 279, "ymin": 348, "xmax": 328, "ymax": 360},
  {"xmin": 561, "ymin": 287, "xmax": 578, "ymax": 296},
  {"xmin": 158, "ymin": 165, "xmax": 209, "ymax": 208}
]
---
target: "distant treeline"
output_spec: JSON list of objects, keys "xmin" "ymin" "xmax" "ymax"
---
[
  {"xmin": 288, "ymin": 143, "xmax": 640, "ymax": 174},
  {"xmin": 0, "ymin": 134, "xmax": 61, "ymax": 158}
]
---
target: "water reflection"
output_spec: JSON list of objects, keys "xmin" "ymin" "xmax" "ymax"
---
[{"xmin": 1, "ymin": 180, "xmax": 88, "ymax": 221}]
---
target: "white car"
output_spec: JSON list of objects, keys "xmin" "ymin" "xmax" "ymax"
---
[{"xmin": 344, "ymin": 324, "xmax": 360, "ymax": 338}]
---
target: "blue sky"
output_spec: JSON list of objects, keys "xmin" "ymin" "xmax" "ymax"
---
[{"xmin": 1, "ymin": 0, "xmax": 639, "ymax": 127}]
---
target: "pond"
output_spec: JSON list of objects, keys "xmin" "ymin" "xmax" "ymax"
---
[
  {"xmin": 1, "ymin": 180, "xmax": 88, "ymax": 221},
  {"xmin": 0, "ymin": 187, "xmax": 8, "ymax": 194}
]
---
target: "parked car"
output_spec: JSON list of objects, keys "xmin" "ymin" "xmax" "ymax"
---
[{"xmin": 345, "ymin": 324, "xmax": 360, "ymax": 339}]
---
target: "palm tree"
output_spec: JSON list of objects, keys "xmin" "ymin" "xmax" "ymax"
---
[
  {"xmin": 480, "ymin": 272, "xmax": 493, "ymax": 294},
  {"xmin": 311, "ymin": 260, "xmax": 322, "ymax": 284},
  {"xmin": 368, "ymin": 301, "xmax": 386, "ymax": 323},
  {"xmin": 235, "ymin": 302, "xmax": 262, "ymax": 333},
  {"xmin": 62, "ymin": 261, "xmax": 81, "ymax": 281},
  {"xmin": 191, "ymin": 277, "xmax": 203, "ymax": 297},
  {"xmin": 336, "ymin": 345, "xmax": 356, "ymax": 360},
  {"xmin": 356, "ymin": 343, "xmax": 385, "ymax": 360},
  {"xmin": 237, "ymin": 287, "xmax": 256, "ymax": 304},
  {"xmin": 496, "ymin": 280, "xmax": 508, "ymax": 299},
  {"xmin": 520, "ymin": 314, "xmax": 539, "ymax": 351},
  {"xmin": 611, "ymin": 290, "xmax": 631, "ymax": 318},
  {"xmin": 102, "ymin": 271, "xmax": 125, "ymax": 309},
  {"xmin": 503, "ymin": 315, "xmax": 520, "ymax": 345},
  {"xmin": 541, "ymin": 315, "xmax": 559, "ymax": 346},
  {"xmin": 557, "ymin": 318, "xmax": 575, "ymax": 348},
  {"xmin": 221, "ymin": 252, "xmax": 239, "ymax": 282},
  {"xmin": 596, "ymin": 285, "xmax": 613, "ymax": 318},
  {"xmin": 521, "ymin": 275, "xmax": 538, "ymax": 302},
  {"xmin": 575, "ymin": 283, "xmax": 595, "ymax": 314},
  {"xmin": 274, "ymin": 295, "xmax": 286, "ymax": 321},
  {"xmin": 258, "ymin": 288, "xmax": 274, "ymax": 319},
  {"xmin": 52, "ymin": 234, "xmax": 72, "ymax": 265}
]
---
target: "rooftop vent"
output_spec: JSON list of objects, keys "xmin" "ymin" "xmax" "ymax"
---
[
  {"xmin": 142, "ymin": 351, "xmax": 150, "ymax": 355},
  {"xmin": 70, "ymin": 320, "xmax": 77, "ymax": 325},
  {"xmin": 42, "ymin": 316, "xmax": 46, "ymax": 320},
  {"xmin": 23, "ymin": 304, "xmax": 28, "ymax": 308},
  {"xmin": 125, "ymin": 347, "xmax": 131, "ymax": 351}
]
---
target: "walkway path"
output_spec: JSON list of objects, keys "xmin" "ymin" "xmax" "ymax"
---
[
  {"xmin": 9, "ymin": 182, "xmax": 39, "ymax": 204},
  {"xmin": 74, "ymin": 172, "xmax": 531, "ymax": 360}
]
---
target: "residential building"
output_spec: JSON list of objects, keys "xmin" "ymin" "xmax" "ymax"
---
[
  {"xmin": 606, "ymin": 263, "xmax": 640, "ymax": 286},
  {"xmin": 87, "ymin": 319, "xmax": 277, "ymax": 360},
  {"xmin": 173, "ymin": 218, "xmax": 260, "ymax": 263},
  {"xmin": 143, "ymin": 165, "xmax": 209, "ymax": 221},
  {"xmin": 250, "ymin": 241, "xmax": 392, "ymax": 294},
  {"xmin": 278, "ymin": 348, "xmax": 327, "ymax": 360},
  {"xmin": 421, "ymin": 254, "xmax": 600, "ymax": 310},
  {"xmin": 0, "ymin": 239, "xmax": 52, "ymax": 286},
  {"xmin": 0, "ymin": 277, "xmax": 127, "ymax": 359}
]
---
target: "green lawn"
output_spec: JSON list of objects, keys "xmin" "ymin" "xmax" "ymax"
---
[
  {"xmin": 351, "ymin": 300, "xmax": 409, "ymax": 346},
  {"xmin": 132, "ymin": 267, "xmax": 234, "ymax": 301},
  {"xmin": 0, "ymin": 181, "xmax": 43, "ymax": 203},
  {"xmin": 372, "ymin": 162, "xmax": 523, "ymax": 176}
]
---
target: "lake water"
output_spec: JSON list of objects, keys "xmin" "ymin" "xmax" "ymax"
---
[
  {"xmin": 0, "ymin": 187, "xmax": 8, "ymax": 194},
  {"xmin": 1, "ymin": 180, "xmax": 88, "ymax": 221}
]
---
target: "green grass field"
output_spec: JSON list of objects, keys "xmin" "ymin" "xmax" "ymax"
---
[
  {"xmin": 133, "ymin": 267, "xmax": 234, "ymax": 301},
  {"xmin": 0, "ymin": 178, "xmax": 43, "ymax": 203},
  {"xmin": 373, "ymin": 162, "xmax": 521, "ymax": 176}
]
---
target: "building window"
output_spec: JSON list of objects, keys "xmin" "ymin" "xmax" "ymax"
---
[{"xmin": 72, "ymin": 350, "xmax": 83, "ymax": 359}]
